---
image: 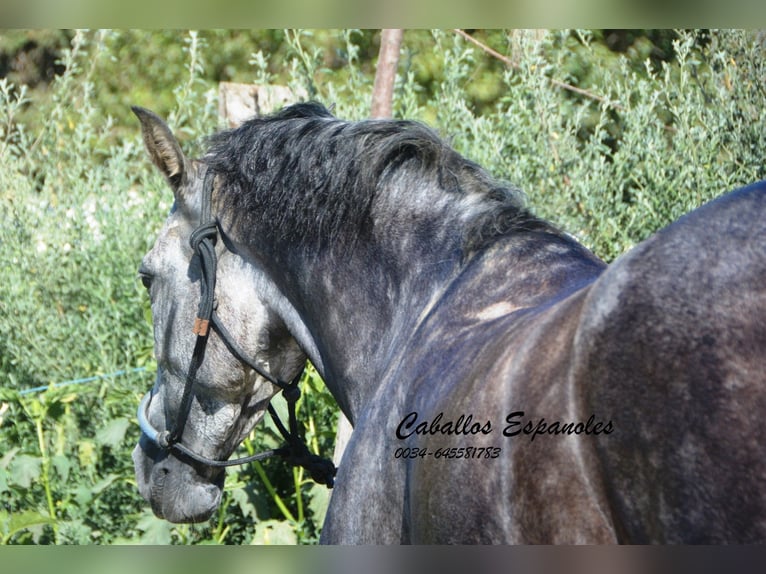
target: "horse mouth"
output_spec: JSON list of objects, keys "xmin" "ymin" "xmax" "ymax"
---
[{"xmin": 133, "ymin": 438, "xmax": 225, "ymax": 524}]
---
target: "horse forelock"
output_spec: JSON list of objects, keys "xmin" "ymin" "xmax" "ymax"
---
[{"xmin": 204, "ymin": 102, "xmax": 555, "ymax": 258}]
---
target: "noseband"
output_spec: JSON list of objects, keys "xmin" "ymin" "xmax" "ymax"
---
[{"xmin": 137, "ymin": 168, "xmax": 336, "ymax": 487}]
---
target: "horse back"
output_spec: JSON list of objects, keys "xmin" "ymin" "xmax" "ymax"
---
[{"xmin": 576, "ymin": 182, "xmax": 766, "ymax": 542}]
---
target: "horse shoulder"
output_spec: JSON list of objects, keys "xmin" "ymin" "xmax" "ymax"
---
[{"xmin": 397, "ymin": 285, "xmax": 620, "ymax": 543}]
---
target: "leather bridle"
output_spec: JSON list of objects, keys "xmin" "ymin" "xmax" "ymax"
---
[{"xmin": 137, "ymin": 168, "xmax": 336, "ymax": 487}]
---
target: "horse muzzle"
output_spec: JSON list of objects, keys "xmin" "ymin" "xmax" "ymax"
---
[{"xmin": 132, "ymin": 435, "xmax": 224, "ymax": 523}]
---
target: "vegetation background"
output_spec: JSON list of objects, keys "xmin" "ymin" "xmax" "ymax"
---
[{"xmin": 0, "ymin": 29, "xmax": 764, "ymax": 544}]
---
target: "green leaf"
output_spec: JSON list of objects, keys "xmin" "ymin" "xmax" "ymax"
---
[
  {"xmin": 51, "ymin": 454, "xmax": 72, "ymax": 482},
  {"xmin": 0, "ymin": 446, "xmax": 20, "ymax": 470},
  {"xmin": 230, "ymin": 488, "xmax": 258, "ymax": 521},
  {"xmin": 307, "ymin": 482, "xmax": 331, "ymax": 527},
  {"xmin": 0, "ymin": 388, "xmax": 20, "ymax": 401},
  {"xmin": 73, "ymin": 484, "xmax": 93, "ymax": 507},
  {"xmin": 23, "ymin": 398, "xmax": 46, "ymax": 420},
  {"xmin": 57, "ymin": 518, "xmax": 93, "ymax": 544},
  {"xmin": 9, "ymin": 454, "xmax": 42, "ymax": 488},
  {"xmin": 251, "ymin": 519, "xmax": 298, "ymax": 545},
  {"xmin": 0, "ymin": 509, "xmax": 55, "ymax": 544},
  {"xmin": 136, "ymin": 512, "xmax": 173, "ymax": 545},
  {"xmin": 95, "ymin": 417, "xmax": 130, "ymax": 448},
  {"xmin": 92, "ymin": 472, "xmax": 119, "ymax": 495},
  {"xmin": 78, "ymin": 440, "xmax": 97, "ymax": 468}
]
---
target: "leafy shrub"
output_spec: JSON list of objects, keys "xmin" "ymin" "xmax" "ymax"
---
[
  {"xmin": 413, "ymin": 30, "xmax": 765, "ymax": 261},
  {"xmin": 1, "ymin": 29, "xmax": 764, "ymax": 544}
]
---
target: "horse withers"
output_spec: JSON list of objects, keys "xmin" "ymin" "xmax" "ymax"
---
[{"xmin": 132, "ymin": 102, "xmax": 766, "ymax": 543}]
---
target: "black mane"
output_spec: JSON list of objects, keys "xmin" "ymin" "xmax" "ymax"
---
[{"xmin": 205, "ymin": 102, "xmax": 554, "ymax": 256}]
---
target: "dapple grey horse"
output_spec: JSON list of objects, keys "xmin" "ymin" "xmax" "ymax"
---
[{"xmin": 132, "ymin": 102, "xmax": 766, "ymax": 543}]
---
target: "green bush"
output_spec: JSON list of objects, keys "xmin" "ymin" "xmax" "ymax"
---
[
  {"xmin": 1, "ymin": 29, "xmax": 764, "ymax": 544},
  {"xmin": 415, "ymin": 29, "xmax": 765, "ymax": 261}
]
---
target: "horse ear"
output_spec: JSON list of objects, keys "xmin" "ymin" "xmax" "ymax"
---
[{"xmin": 132, "ymin": 106, "xmax": 189, "ymax": 194}]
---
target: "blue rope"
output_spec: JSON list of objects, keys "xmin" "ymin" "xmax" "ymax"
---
[{"xmin": 18, "ymin": 366, "xmax": 150, "ymax": 396}]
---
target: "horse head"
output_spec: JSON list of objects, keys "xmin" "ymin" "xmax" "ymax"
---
[{"xmin": 131, "ymin": 107, "xmax": 307, "ymax": 523}]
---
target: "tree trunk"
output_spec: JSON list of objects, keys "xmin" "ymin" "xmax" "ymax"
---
[{"xmin": 370, "ymin": 29, "xmax": 404, "ymax": 119}]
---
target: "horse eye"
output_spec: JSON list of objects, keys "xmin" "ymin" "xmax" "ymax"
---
[{"xmin": 138, "ymin": 272, "xmax": 153, "ymax": 290}]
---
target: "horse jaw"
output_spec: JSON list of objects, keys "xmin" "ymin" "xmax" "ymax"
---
[{"xmin": 132, "ymin": 435, "xmax": 224, "ymax": 523}]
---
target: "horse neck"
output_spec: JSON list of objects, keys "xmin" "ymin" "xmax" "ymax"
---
[{"xmin": 252, "ymin": 229, "xmax": 605, "ymax": 425}]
